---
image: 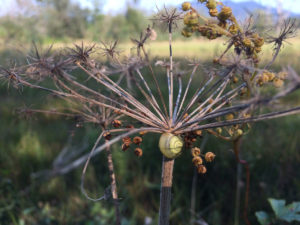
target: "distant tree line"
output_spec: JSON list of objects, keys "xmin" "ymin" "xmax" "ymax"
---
[{"xmin": 0, "ymin": 0, "xmax": 298, "ymax": 44}]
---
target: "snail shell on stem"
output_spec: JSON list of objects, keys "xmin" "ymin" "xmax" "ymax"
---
[{"xmin": 159, "ymin": 133, "xmax": 184, "ymax": 159}]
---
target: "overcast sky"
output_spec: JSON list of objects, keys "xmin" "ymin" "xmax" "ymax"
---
[{"xmin": 1, "ymin": 0, "xmax": 299, "ymax": 15}]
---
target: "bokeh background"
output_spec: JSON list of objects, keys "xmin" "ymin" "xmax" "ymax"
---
[{"xmin": 0, "ymin": 0, "xmax": 300, "ymax": 225}]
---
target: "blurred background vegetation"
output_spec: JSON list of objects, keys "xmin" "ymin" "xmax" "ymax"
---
[{"xmin": 0, "ymin": 0, "xmax": 300, "ymax": 225}]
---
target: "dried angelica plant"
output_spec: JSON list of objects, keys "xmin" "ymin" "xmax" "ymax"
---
[{"xmin": 1, "ymin": 2, "xmax": 300, "ymax": 225}]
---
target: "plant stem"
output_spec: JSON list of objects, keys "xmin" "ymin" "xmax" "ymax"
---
[
  {"xmin": 158, "ymin": 156, "xmax": 175, "ymax": 225},
  {"xmin": 105, "ymin": 141, "xmax": 121, "ymax": 225}
]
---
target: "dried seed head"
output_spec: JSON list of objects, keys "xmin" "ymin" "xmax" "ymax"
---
[
  {"xmin": 197, "ymin": 165, "xmax": 207, "ymax": 174},
  {"xmin": 191, "ymin": 147, "xmax": 201, "ymax": 157},
  {"xmin": 134, "ymin": 148, "xmax": 143, "ymax": 157},
  {"xmin": 122, "ymin": 137, "xmax": 132, "ymax": 145},
  {"xmin": 225, "ymin": 113, "xmax": 234, "ymax": 120},
  {"xmin": 103, "ymin": 132, "xmax": 111, "ymax": 140},
  {"xmin": 209, "ymin": 8, "xmax": 218, "ymax": 17},
  {"xmin": 192, "ymin": 156, "xmax": 203, "ymax": 166},
  {"xmin": 182, "ymin": 2, "xmax": 191, "ymax": 11},
  {"xmin": 194, "ymin": 130, "xmax": 203, "ymax": 136},
  {"xmin": 273, "ymin": 77, "xmax": 284, "ymax": 88},
  {"xmin": 133, "ymin": 136, "xmax": 143, "ymax": 145},
  {"xmin": 112, "ymin": 119, "xmax": 122, "ymax": 128},
  {"xmin": 232, "ymin": 76, "xmax": 239, "ymax": 83},
  {"xmin": 234, "ymin": 129, "xmax": 243, "ymax": 138},
  {"xmin": 229, "ymin": 24, "xmax": 238, "ymax": 34},
  {"xmin": 206, "ymin": 0, "xmax": 217, "ymax": 9},
  {"xmin": 218, "ymin": 6, "xmax": 232, "ymax": 20},
  {"xmin": 253, "ymin": 37, "xmax": 264, "ymax": 47},
  {"xmin": 122, "ymin": 143, "xmax": 130, "ymax": 152},
  {"xmin": 139, "ymin": 131, "xmax": 148, "ymax": 136},
  {"xmin": 205, "ymin": 152, "xmax": 216, "ymax": 162},
  {"xmin": 278, "ymin": 72, "xmax": 288, "ymax": 80},
  {"xmin": 216, "ymin": 127, "xmax": 222, "ymax": 134},
  {"xmin": 242, "ymin": 38, "xmax": 252, "ymax": 48},
  {"xmin": 182, "ymin": 27, "xmax": 193, "ymax": 38}
]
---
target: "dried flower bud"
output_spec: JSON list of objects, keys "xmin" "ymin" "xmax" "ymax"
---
[
  {"xmin": 253, "ymin": 37, "xmax": 264, "ymax": 47},
  {"xmin": 229, "ymin": 24, "xmax": 238, "ymax": 34},
  {"xmin": 182, "ymin": 27, "xmax": 193, "ymax": 37},
  {"xmin": 122, "ymin": 143, "xmax": 130, "ymax": 152},
  {"xmin": 208, "ymin": 98, "xmax": 214, "ymax": 104},
  {"xmin": 126, "ymin": 125, "xmax": 134, "ymax": 129},
  {"xmin": 278, "ymin": 72, "xmax": 288, "ymax": 80},
  {"xmin": 112, "ymin": 119, "xmax": 122, "ymax": 128},
  {"xmin": 216, "ymin": 127, "xmax": 222, "ymax": 134},
  {"xmin": 182, "ymin": 2, "xmax": 191, "ymax": 11},
  {"xmin": 206, "ymin": 0, "xmax": 217, "ymax": 9},
  {"xmin": 133, "ymin": 136, "xmax": 142, "ymax": 145},
  {"xmin": 232, "ymin": 76, "xmax": 239, "ymax": 83},
  {"xmin": 103, "ymin": 132, "xmax": 111, "ymax": 140},
  {"xmin": 134, "ymin": 148, "xmax": 143, "ymax": 157},
  {"xmin": 194, "ymin": 130, "xmax": 202, "ymax": 136},
  {"xmin": 273, "ymin": 78, "xmax": 284, "ymax": 88},
  {"xmin": 225, "ymin": 113, "xmax": 234, "ymax": 120},
  {"xmin": 122, "ymin": 137, "xmax": 132, "ymax": 145},
  {"xmin": 197, "ymin": 165, "xmax": 207, "ymax": 174},
  {"xmin": 234, "ymin": 129, "xmax": 243, "ymax": 138},
  {"xmin": 265, "ymin": 72, "xmax": 275, "ymax": 81},
  {"xmin": 114, "ymin": 109, "xmax": 122, "ymax": 115},
  {"xmin": 139, "ymin": 131, "xmax": 148, "ymax": 136},
  {"xmin": 205, "ymin": 152, "xmax": 216, "ymax": 162},
  {"xmin": 192, "ymin": 156, "xmax": 203, "ymax": 166},
  {"xmin": 255, "ymin": 47, "xmax": 262, "ymax": 53},
  {"xmin": 242, "ymin": 38, "xmax": 252, "ymax": 48},
  {"xmin": 209, "ymin": 8, "xmax": 218, "ymax": 17},
  {"xmin": 218, "ymin": 6, "xmax": 232, "ymax": 20},
  {"xmin": 191, "ymin": 147, "xmax": 201, "ymax": 157}
]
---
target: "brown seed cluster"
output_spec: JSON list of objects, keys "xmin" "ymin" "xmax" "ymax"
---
[
  {"xmin": 183, "ymin": 130, "xmax": 203, "ymax": 148},
  {"xmin": 191, "ymin": 147, "xmax": 216, "ymax": 174}
]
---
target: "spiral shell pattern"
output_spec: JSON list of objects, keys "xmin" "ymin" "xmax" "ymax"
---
[{"xmin": 159, "ymin": 133, "xmax": 184, "ymax": 159}]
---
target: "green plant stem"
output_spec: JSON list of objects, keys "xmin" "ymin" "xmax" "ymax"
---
[{"xmin": 158, "ymin": 156, "xmax": 175, "ymax": 225}]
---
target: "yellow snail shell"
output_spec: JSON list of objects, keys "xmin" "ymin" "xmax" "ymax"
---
[{"xmin": 159, "ymin": 133, "xmax": 184, "ymax": 159}]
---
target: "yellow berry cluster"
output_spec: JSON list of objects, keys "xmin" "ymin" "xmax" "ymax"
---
[{"xmin": 191, "ymin": 147, "xmax": 216, "ymax": 174}]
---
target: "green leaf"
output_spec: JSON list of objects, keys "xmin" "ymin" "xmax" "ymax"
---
[
  {"xmin": 268, "ymin": 198, "xmax": 286, "ymax": 217},
  {"xmin": 255, "ymin": 211, "xmax": 271, "ymax": 225},
  {"xmin": 268, "ymin": 199, "xmax": 300, "ymax": 222}
]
